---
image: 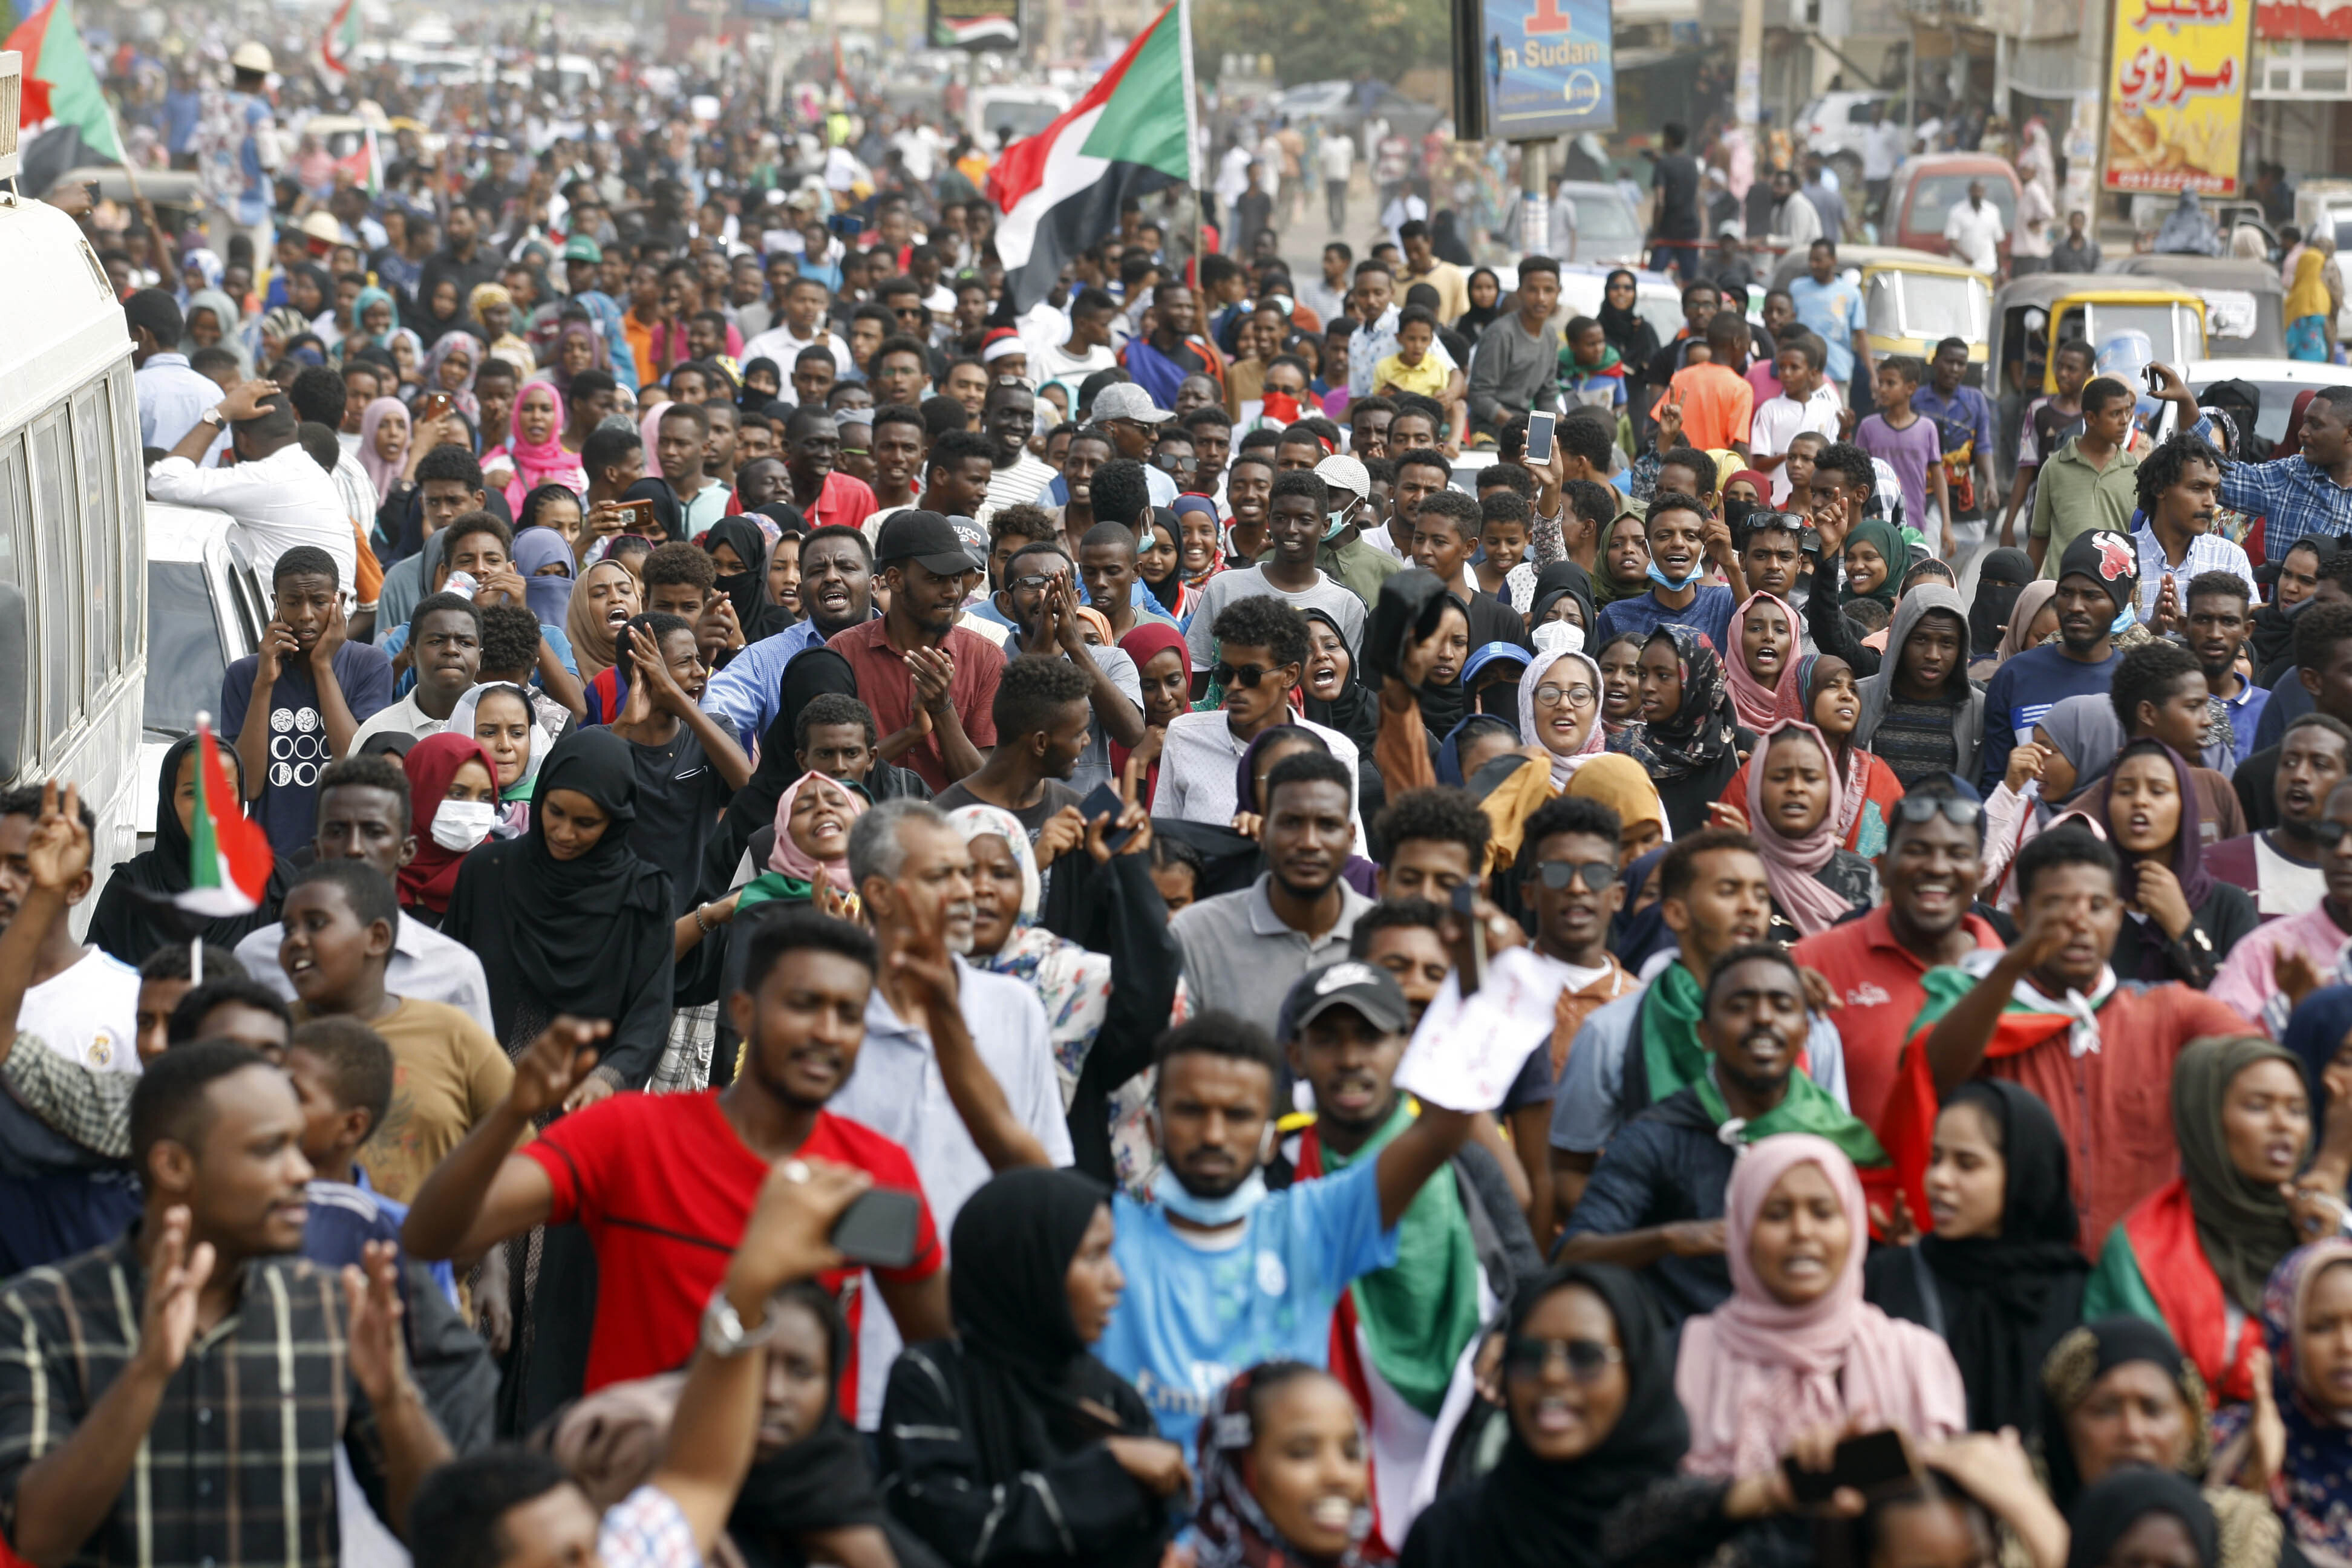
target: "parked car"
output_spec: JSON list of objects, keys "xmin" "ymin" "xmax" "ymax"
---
[
  {"xmin": 136, "ymin": 505, "xmax": 267, "ymax": 844},
  {"xmin": 1267, "ymin": 78, "xmax": 1445, "ymax": 143},
  {"xmin": 1550, "ymin": 183, "xmax": 1645, "ymax": 267},
  {"xmin": 1797, "ymin": 91, "xmax": 1893, "ymax": 189},
  {"xmin": 2152, "ymin": 359, "xmax": 2352, "ymax": 448},
  {"xmin": 2109, "ymin": 255, "xmax": 2285, "ymax": 359},
  {"xmin": 1886, "ymin": 154, "xmax": 2020, "ymax": 266}
]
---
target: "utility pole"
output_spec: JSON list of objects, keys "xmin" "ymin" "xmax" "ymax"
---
[
  {"xmin": 1737, "ymin": 0, "xmax": 1763, "ymax": 132},
  {"xmin": 1520, "ymin": 141, "xmax": 1547, "ymax": 256}
]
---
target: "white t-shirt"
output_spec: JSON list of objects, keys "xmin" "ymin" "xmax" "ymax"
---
[
  {"xmin": 1749, "ymin": 385, "xmax": 1846, "ymax": 503},
  {"xmin": 24, "ymin": 948, "xmax": 143, "ymax": 1075},
  {"xmin": 1944, "ymin": 200, "xmax": 2007, "ymax": 272}
]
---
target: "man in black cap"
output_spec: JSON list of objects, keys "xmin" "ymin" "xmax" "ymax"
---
[
  {"xmin": 826, "ymin": 511, "xmax": 1005, "ymax": 791},
  {"xmin": 126, "ymin": 289, "xmax": 223, "ymax": 460},
  {"xmin": 1978, "ymin": 528, "xmax": 2135, "ymax": 794}
]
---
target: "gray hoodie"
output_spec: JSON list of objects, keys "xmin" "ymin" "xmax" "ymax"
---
[{"xmin": 1854, "ymin": 584, "xmax": 1986, "ymax": 785}]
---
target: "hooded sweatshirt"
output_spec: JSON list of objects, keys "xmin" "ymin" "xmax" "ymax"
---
[{"xmin": 1854, "ymin": 585, "xmax": 1986, "ymax": 788}]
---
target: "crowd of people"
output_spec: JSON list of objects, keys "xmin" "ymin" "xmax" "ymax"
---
[{"xmin": 19, "ymin": 14, "xmax": 2352, "ymax": 1568}]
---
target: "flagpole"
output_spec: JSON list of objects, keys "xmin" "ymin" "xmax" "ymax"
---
[{"xmin": 1177, "ymin": 0, "xmax": 1204, "ymax": 264}]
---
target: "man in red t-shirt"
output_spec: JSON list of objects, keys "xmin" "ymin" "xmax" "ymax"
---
[
  {"xmin": 828, "ymin": 510, "xmax": 1004, "ymax": 791},
  {"xmin": 400, "ymin": 909, "xmax": 956, "ymax": 1416},
  {"xmin": 1793, "ymin": 780, "xmax": 2004, "ymax": 1131},
  {"xmin": 784, "ymin": 405, "xmax": 879, "ymax": 532}
]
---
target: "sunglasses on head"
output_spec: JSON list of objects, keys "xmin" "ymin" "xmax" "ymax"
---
[
  {"xmin": 1892, "ymin": 796, "xmax": 1984, "ymax": 828},
  {"xmin": 1212, "ymin": 661, "xmax": 1274, "ymax": 688},
  {"xmin": 1535, "ymin": 859, "xmax": 1618, "ymax": 893},
  {"xmin": 1503, "ymin": 1336, "xmax": 1624, "ymax": 1380}
]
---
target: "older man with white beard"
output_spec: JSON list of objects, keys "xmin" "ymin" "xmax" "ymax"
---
[{"xmin": 827, "ymin": 797, "xmax": 1073, "ymax": 1425}]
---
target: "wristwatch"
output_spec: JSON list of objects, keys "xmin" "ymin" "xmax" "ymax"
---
[
  {"xmin": 198, "ymin": 407, "xmax": 229, "ymax": 431},
  {"xmin": 698, "ymin": 1285, "xmax": 779, "ymax": 1359}
]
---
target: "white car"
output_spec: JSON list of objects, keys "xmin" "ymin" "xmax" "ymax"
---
[
  {"xmin": 135, "ymin": 505, "xmax": 267, "ymax": 844},
  {"xmin": 1797, "ymin": 91, "xmax": 1894, "ymax": 181},
  {"xmin": 2154, "ymin": 359, "xmax": 2352, "ymax": 448}
]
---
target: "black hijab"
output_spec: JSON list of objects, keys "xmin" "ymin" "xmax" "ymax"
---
[
  {"xmin": 1968, "ymin": 548, "xmax": 2035, "ymax": 659},
  {"xmin": 1529, "ymin": 560, "xmax": 1598, "ymax": 644},
  {"xmin": 1364, "ymin": 569, "xmax": 1470, "ymax": 738},
  {"xmin": 2038, "ymin": 1319, "xmax": 2212, "ymax": 1512},
  {"xmin": 946, "ymin": 1168, "xmax": 1151, "ymax": 1480},
  {"xmin": 1864, "ymin": 1081, "xmax": 2089, "ymax": 1437},
  {"xmin": 2066, "ymin": 1468, "xmax": 2218, "ymax": 1568},
  {"xmin": 85, "ymin": 734, "xmax": 272, "ymax": 963},
  {"xmin": 1455, "ymin": 268, "xmax": 1504, "ymax": 338},
  {"xmin": 1597, "ymin": 269, "xmax": 1659, "ymax": 368},
  {"xmin": 1301, "ymin": 606, "xmax": 1377, "ymax": 754},
  {"xmin": 704, "ymin": 515, "xmax": 794, "ymax": 642},
  {"xmin": 1402, "ymin": 1264, "xmax": 1687, "ymax": 1568},
  {"xmin": 739, "ymin": 357, "xmax": 783, "ymax": 410},
  {"xmin": 445, "ymin": 728, "xmax": 671, "ymax": 1031}
]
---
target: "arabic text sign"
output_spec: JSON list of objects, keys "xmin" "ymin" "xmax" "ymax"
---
[
  {"xmin": 2256, "ymin": 0, "xmax": 2352, "ymax": 39},
  {"xmin": 1393, "ymin": 947, "xmax": 1560, "ymax": 1114},
  {"xmin": 2104, "ymin": 0, "xmax": 2253, "ymax": 195},
  {"xmin": 1480, "ymin": 0, "xmax": 1615, "ymax": 142}
]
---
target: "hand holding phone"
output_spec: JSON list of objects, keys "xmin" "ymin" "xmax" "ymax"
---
[
  {"xmin": 1524, "ymin": 410, "xmax": 1557, "ymax": 466},
  {"xmin": 1080, "ymin": 781, "xmax": 1137, "ymax": 855},
  {"xmin": 1781, "ymin": 1429, "xmax": 1916, "ymax": 1510},
  {"xmin": 830, "ymin": 1187, "xmax": 923, "ymax": 1269}
]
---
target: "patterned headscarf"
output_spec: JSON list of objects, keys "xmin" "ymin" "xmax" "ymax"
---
[
  {"xmin": 1193, "ymin": 1365, "xmax": 1372, "ymax": 1568},
  {"xmin": 1613, "ymin": 625, "xmax": 1742, "ymax": 785}
]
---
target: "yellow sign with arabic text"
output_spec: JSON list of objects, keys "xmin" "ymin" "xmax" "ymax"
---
[{"xmin": 2104, "ymin": 0, "xmax": 2253, "ymax": 194}]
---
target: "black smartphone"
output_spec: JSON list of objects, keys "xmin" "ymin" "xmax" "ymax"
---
[
  {"xmin": 831, "ymin": 1187, "xmax": 923, "ymax": 1269},
  {"xmin": 1080, "ymin": 781, "xmax": 1135, "ymax": 855},
  {"xmin": 1449, "ymin": 881, "xmax": 1488, "ymax": 995},
  {"xmin": 828, "ymin": 212, "xmax": 866, "ymax": 240},
  {"xmin": 1781, "ymin": 1429, "xmax": 1916, "ymax": 1508}
]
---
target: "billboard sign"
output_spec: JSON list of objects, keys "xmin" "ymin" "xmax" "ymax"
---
[
  {"xmin": 2103, "ymin": 0, "xmax": 2254, "ymax": 194},
  {"xmin": 1478, "ymin": 0, "xmax": 1615, "ymax": 141}
]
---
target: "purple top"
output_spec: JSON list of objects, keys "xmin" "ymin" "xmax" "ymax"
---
[{"xmin": 1858, "ymin": 413, "xmax": 1944, "ymax": 534}]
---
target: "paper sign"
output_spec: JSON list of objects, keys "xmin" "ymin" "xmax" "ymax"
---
[{"xmin": 1394, "ymin": 947, "xmax": 1560, "ymax": 1113}]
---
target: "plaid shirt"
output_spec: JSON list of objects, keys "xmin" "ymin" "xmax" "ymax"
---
[
  {"xmin": 0, "ymin": 1233, "xmax": 373, "ymax": 1568},
  {"xmin": 596, "ymin": 1485, "xmax": 702, "ymax": 1568},
  {"xmin": 2, "ymin": 1031, "xmax": 131, "ymax": 1158},
  {"xmin": 2192, "ymin": 414, "xmax": 2352, "ymax": 555}
]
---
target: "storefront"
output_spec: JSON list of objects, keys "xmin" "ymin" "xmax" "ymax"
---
[{"xmin": 2250, "ymin": 0, "xmax": 2352, "ymax": 178}]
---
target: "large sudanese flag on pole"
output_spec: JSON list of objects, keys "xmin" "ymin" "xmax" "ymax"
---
[
  {"xmin": 4, "ymin": 0, "xmax": 126, "ymax": 165},
  {"xmin": 987, "ymin": 0, "xmax": 1197, "ymax": 312},
  {"xmin": 318, "ymin": 0, "xmax": 362, "ymax": 84}
]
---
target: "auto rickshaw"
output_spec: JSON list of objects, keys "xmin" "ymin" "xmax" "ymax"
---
[
  {"xmin": 1767, "ymin": 246, "xmax": 1994, "ymax": 382},
  {"xmin": 1985, "ymin": 273, "xmax": 2207, "ymax": 399},
  {"xmin": 2106, "ymin": 255, "xmax": 2285, "ymax": 359}
]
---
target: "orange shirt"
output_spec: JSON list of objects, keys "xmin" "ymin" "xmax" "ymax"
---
[{"xmin": 1651, "ymin": 360, "xmax": 1756, "ymax": 452}]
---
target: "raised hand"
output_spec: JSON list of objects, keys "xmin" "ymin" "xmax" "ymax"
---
[
  {"xmin": 1085, "ymin": 799, "xmax": 1151, "ymax": 863},
  {"xmin": 1033, "ymin": 804, "xmax": 1086, "ymax": 868},
  {"xmin": 258, "ymin": 619, "xmax": 302, "ymax": 685},
  {"xmin": 135, "ymin": 1206, "xmax": 217, "ymax": 1379},
  {"xmin": 310, "ymin": 594, "xmax": 350, "ymax": 675},
  {"xmin": 26, "ymin": 780, "xmax": 90, "ymax": 893},
  {"xmin": 724, "ymin": 1156, "xmax": 869, "ymax": 1306},
  {"xmin": 887, "ymin": 875, "xmax": 961, "ymax": 1021},
  {"xmin": 342, "ymin": 1240, "xmax": 411, "ymax": 1405},
  {"xmin": 508, "ymin": 1016, "xmax": 609, "ymax": 1121}
]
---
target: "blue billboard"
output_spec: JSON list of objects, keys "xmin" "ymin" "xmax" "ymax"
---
[{"xmin": 1481, "ymin": 0, "xmax": 1615, "ymax": 139}]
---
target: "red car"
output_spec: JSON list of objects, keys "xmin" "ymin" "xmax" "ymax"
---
[{"xmin": 1887, "ymin": 154, "xmax": 2022, "ymax": 267}]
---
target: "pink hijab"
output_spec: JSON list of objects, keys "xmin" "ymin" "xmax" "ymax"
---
[
  {"xmin": 1725, "ymin": 592, "xmax": 1806, "ymax": 734},
  {"xmin": 357, "ymin": 396, "xmax": 411, "ymax": 501},
  {"xmin": 638, "ymin": 400, "xmax": 672, "ymax": 479},
  {"xmin": 504, "ymin": 380, "xmax": 589, "ymax": 513},
  {"xmin": 1676, "ymin": 1135, "xmax": 1967, "ymax": 1477},
  {"xmin": 768, "ymin": 771, "xmax": 865, "ymax": 892},
  {"xmin": 1743, "ymin": 720, "xmax": 1860, "ymax": 938}
]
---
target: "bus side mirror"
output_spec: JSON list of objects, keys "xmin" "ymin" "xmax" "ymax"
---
[{"xmin": 0, "ymin": 583, "xmax": 26, "ymax": 784}]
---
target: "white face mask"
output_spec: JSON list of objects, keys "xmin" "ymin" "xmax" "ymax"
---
[
  {"xmin": 1532, "ymin": 619, "xmax": 1586, "ymax": 656},
  {"xmin": 429, "ymin": 798, "xmax": 496, "ymax": 853}
]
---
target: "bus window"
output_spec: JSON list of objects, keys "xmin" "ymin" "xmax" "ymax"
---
[
  {"xmin": 29, "ymin": 414, "xmax": 82, "ymax": 737},
  {"xmin": 71, "ymin": 380, "xmax": 119, "ymax": 700},
  {"xmin": 0, "ymin": 437, "xmax": 26, "ymax": 776},
  {"xmin": 110, "ymin": 366, "xmax": 143, "ymax": 668}
]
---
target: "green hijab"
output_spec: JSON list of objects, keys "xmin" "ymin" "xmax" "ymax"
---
[
  {"xmin": 1839, "ymin": 518, "xmax": 1906, "ymax": 608},
  {"xmin": 1592, "ymin": 506, "xmax": 1651, "ymax": 609},
  {"xmin": 2176, "ymin": 1034, "xmax": 2306, "ymax": 1313}
]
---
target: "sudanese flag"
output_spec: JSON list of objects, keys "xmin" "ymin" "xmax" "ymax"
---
[
  {"xmin": 176, "ymin": 719, "xmax": 273, "ymax": 916},
  {"xmin": 987, "ymin": 0, "xmax": 1196, "ymax": 311}
]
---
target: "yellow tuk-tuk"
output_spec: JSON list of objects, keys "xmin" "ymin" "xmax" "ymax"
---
[
  {"xmin": 1768, "ymin": 246, "xmax": 1994, "ymax": 381},
  {"xmin": 1985, "ymin": 274, "xmax": 2207, "ymax": 397}
]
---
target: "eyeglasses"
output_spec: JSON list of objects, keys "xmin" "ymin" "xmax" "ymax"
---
[
  {"xmin": 1892, "ymin": 796, "xmax": 1985, "ymax": 828},
  {"xmin": 1212, "ymin": 661, "xmax": 1273, "ymax": 688},
  {"xmin": 1533, "ymin": 682, "xmax": 1598, "ymax": 709},
  {"xmin": 1009, "ymin": 572, "xmax": 1062, "ymax": 592},
  {"xmin": 1535, "ymin": 859, "xmax": 1619, "ymax": 893},
  {"xmin": 1503, "ymin": 1336, "xmax": 1624, "ymax": 1381}
]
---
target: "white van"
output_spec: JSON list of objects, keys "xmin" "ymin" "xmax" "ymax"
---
[
  {"xmin": 0, "ymin": 54, "xmax": 150, "ymax": 912},
  {"xmin": 135, "ymin": 506, "xmax": 269, "ymax": 843}
]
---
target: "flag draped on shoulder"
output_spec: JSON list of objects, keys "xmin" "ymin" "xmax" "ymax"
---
[
  {"xmin": 987, "ymin": 0, "xmax": 1195, "ymax": 310},
  {"xmin": 5, "ymin": 0, "xmax": 125, "ymax": 165},
  {"xmin": 178, "ymin": 719, "xmax": 273, "ymax": 916}
]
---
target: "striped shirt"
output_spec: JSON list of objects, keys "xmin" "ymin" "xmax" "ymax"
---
[
  {"xmin": 0, "ymin": 1234, "xmax": 368, "ymax": 1568},
  {"xmin": 2132, "ymin": 517, "xmax": 2255, "ymax": 618}
]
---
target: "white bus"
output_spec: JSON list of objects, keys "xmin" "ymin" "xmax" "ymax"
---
[{"xmin": 0, "ymin": 51, "xmax": 151, "ymax": 908}]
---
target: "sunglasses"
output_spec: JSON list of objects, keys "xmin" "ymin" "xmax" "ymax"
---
[
  {"xmin": 1892, "ymin": 795, "xmax": 1985, "ymax": 828},
  {"xmin": 1009, "ymin": 572, "xmax": 1063, "ymax": 592},
  {"xmin": 2311, "ymin": 820, "xmax": 2352, "ymax": 846},
  {"xmin": 1535, "ymin": 859, "xmax": 1619, "ymax": 893},
  {"xmin": 1503, "ymin": 1336, "xmax": 1624, "ymax": 1381},
  {"xmin": 1212, "ymin": 661, "xmax": 1274, "ymax": 688}
]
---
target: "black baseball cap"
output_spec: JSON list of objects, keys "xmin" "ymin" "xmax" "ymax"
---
[
  {"xmin": 875, "ymin": 509, "xmax": 983, "ymax": 576},
  {"xmin": 1284, "ymin": 961, "xmax": 1413, "ymax": 1039}
]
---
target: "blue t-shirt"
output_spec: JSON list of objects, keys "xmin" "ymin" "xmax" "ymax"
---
[
  {"xmin": 220, "ymin": 641, "xmax": 398, "ymax": 857},
  {"xmin": 1788, "ymin": 275, "xmax": 1868, "ymax": 385},
  {"xmin": 1592, "ymin": 583, "xmax": 1737, "ymax": 655},
  {"xmin": 1098, "ymin": 1160, "xmax": 1399, "ymax": 1457},
  {"xmin": 1977, "ymin": 643, "xmax": 2123, "ymax": 795}
]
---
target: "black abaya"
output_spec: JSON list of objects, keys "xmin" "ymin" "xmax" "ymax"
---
[{"xmin": 85, "ymin": 734, "xmax": 273, "ymax": 965}]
